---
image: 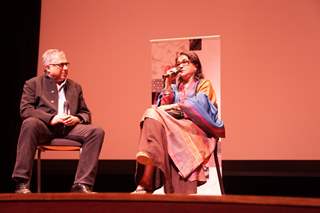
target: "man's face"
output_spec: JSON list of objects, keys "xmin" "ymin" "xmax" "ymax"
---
[{"xmin": 45, "ymin": 52, "xmax": 69, "ymax": 83}]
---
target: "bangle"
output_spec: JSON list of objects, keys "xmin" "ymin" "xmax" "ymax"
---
[{"xmin": 162, "ymin": 89, "xmax": 172, "ymax": 96}]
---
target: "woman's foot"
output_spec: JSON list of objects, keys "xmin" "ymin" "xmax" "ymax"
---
[
  {"xmin": 131, "ymin": 185, "xmax": 149, "ymax": 194},
  {"xmin": 136, "ymin": 151, "xmax": 153, "ymax": 165}
]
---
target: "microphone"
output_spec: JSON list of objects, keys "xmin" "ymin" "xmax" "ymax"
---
[
  {"xmin": 162, "ymin": 67, "xmax": 182, "ymax": 78},
  {"xmin": 62, "ymin": 101, "xmax": 70, "ymax": 135},
  {"xmin": 63, "ymin": 101, "xmax": 70, "ymax": 115}
]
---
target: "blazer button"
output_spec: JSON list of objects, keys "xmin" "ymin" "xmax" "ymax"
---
[
  {"xmin": 51, "ymin": 90, "xmax": 55, "ymax": 93},
  {"xmin": 50, "ymin": 100, "xmax": 54, "ymax": 104}
]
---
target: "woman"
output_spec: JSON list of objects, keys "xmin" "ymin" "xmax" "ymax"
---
[{"xmin": 134, "ymin": 51, "xmax": 225, "ymax": 194}]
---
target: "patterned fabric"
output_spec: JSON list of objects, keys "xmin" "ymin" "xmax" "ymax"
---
[
  {"xmin": 141, "ymin": 107, "xmax": 215, "ymax": 180},
  {"xmin": 179, "ymin": 93, "xmax": 225, "ymax": 138},
  {"xmin": 141, "ymin": 79, "xmax": 225, "ymax": 182}
]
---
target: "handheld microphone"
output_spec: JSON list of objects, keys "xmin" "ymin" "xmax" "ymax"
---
[
  {"xmin": 62, "ymin": 101, "xmax": 70, "ymax": 135},
  {"xmin": 162, "ymin": 67, "xmax": 182, "ymax": 78},
  {"xmin": 63, "ymin": 101, "xmax": 70, "ymax": 115}
]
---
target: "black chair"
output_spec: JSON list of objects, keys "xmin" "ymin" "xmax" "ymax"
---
[
  {"xmin": 213, "ymin": 139, "xmax": 225, "ymax": 194},
  {"xmin": 196, "ymin": 138, "xmax": 225, "ymax": 195}
]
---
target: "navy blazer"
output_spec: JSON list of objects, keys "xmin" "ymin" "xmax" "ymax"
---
[{"xmin": 20, "ymin": 74, "xmax": 91, "ymax": 125}]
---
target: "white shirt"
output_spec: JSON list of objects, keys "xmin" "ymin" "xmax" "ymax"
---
[{"xmin": 56, "ymin": 80, "xmax": 69, "ymax": 115}]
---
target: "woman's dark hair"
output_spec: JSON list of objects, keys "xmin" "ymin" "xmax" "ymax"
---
[{"xmin": 175, "ymin": 51, "xmax": 204, "ymax": 80}]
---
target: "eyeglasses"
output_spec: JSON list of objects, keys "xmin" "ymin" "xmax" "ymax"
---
[
  {"xmin": 50, "ymin": 62, "xmax": 70, "ymax": 69},
  {"xmin": 176, "ymin": 60, "xmax": 190, "ymax": 67}
]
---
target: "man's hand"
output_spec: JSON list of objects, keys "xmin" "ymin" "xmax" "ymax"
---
[
  {"xmin": 63, "ymin": 115, "xmax": 81, "ymax": 126},
  {"xmin": 50, "ymin": 114, "xmax": 80, "ymax": 126},
  {"xmin": 50, "ymin": 114, "xmax": 68, "ymax": 125}
]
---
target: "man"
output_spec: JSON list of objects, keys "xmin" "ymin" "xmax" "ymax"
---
[{"xmin": 12, "ymin": 49, "xmax": 105, "ymax": 193}]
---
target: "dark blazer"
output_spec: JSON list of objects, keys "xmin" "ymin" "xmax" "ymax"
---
[{"xmin": 20, "ymin": 74, "xmax": 91, "ymax": 125}]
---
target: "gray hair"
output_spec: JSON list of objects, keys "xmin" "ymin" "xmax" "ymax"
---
[{"xmin": 42, "ymin": 49, "xmax": 66, "ymax": 66}]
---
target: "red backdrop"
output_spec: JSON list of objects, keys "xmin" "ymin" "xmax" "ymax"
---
[{"xmin": 38, "ymin": 0, "xmax": 320, "ymax": 160}]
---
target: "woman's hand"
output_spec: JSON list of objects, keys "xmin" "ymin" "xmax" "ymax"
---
[
  {"xmin": 158, "ymin": 103, "xmax": 180, "ymax": 111},
  {"xmin": 163, "ymin": 67, "xmax": 180, "ymax": 89}
]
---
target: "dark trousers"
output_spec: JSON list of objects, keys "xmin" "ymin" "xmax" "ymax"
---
[{"xmin": 12, "ymin": 117, "xmax": 105, "ymax": 187}]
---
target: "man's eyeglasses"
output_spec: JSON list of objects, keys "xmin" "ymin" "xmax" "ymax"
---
[
  {"xmin": 176, "ymin": 60, "xmax": 190, "ymax": 67},
  {"xmin": 50, "ymin": 62, "xmax": 70, "ymax": 69}
]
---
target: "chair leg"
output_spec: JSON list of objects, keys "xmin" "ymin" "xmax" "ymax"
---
[
  {"xmin": 37, "ymin": 148, "xmax": 41, "ymax": 193},
  {"xmin": 214, "ymin": 142, "xmax": 225, "ymax": 194}
]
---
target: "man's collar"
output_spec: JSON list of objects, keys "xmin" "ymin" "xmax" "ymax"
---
[
  {"xmin": 56, "ymin": 79, "xmax": 67, "ymax": 91},
  {"xmin": 44, "ymin": 72, "xmax": 67, "ymax": 86}
]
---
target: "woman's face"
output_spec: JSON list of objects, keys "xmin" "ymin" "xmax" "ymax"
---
[{"xmin": 176, "ymin": 54, "xmax": 197, "ymax": 81}]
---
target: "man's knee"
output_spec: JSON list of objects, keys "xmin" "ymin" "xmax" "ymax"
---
[
  {"xmin": 93, "ymin": 127, "xmax": 105, "ymax": 139},
  {"xmin": 21, "ymin": 117, "xmax": 45, "ymax": 130}
]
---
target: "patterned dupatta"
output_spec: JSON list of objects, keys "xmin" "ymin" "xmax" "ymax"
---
[{"xmin": 176, "ymin": 80, "xmax": 225, "ymax": 138}]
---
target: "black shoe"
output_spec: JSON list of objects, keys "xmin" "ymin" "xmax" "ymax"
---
[
  {"xmin": 71, "ymin": 183, "xmax": 95, "ymax": 193},
  {"xmin": 15, "ymin": 182, "xmax": 31, "ymax": 194}
]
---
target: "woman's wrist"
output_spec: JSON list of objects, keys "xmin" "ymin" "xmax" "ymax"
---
[{"xmin": 162, "ymin": 88, "xmax": 172, "ymax": 96}]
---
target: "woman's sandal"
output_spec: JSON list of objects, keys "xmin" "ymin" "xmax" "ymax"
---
[{"xmin": 131, "ymin": 185, "xmax": 149, "ymax": 194}]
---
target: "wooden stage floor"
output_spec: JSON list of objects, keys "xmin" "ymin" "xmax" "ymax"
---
[{"xmin": 1, "ymin": 193, "xmax": 319, "ymax": 213}]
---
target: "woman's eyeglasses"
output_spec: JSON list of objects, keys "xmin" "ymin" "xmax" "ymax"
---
[{"xmin": 176, "ymin": 60, "xmax": 190, "ymax": 67}]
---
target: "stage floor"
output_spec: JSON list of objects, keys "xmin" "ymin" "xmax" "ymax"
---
[{"xmin": 1, "ymin": 193, "xmax": 320, "ymax": 213}]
